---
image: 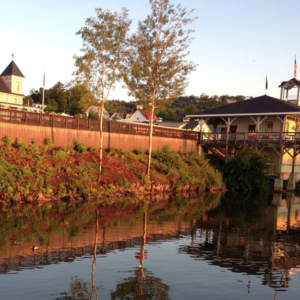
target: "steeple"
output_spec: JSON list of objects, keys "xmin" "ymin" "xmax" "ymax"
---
[{"xmin": 0, "ymin": 61, "xmax": 25, "ymax": 78}]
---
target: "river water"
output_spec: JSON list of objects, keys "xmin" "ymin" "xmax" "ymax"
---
[{"xmin": 0, "ymin": 192, "xmax": 300, "ymax": 299}]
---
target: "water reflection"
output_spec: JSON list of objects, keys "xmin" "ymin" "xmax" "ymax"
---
[
  {"xmin": 178, "ymin": 192, "xmax": 300, "ymax": 294},
  {"xmin": 1, "ymin": 192, "xmax": 300, "ymax": 299},
  {"xmin": 111, "ymin": 212, "xmax": 170, "ymax": 300}
]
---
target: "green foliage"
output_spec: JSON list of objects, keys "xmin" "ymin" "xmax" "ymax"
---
[
  {"xmin": 63, "ymin": 146, "xmax": 75, "ymax": 155},
  {"xmin": 295, "ymin": 180, "xmax": 300, "ymax": 197},
  {"xmin": 73, "ymin": 140, "xmax": 87, "ymax": 154},
  {"xmin": 12, "ymin": 138, "xmax": 27, "ymax": 155},
  {"xmin": 88, "ymin": 110, "xmax": 99, "ymax": 119},
  {"xmin": 2, "ymin": 136, "xmax": 13, "ymax": 148},
  {"xmin": 133, "ymin": 148, "xmax": 145, "ymax": 155},
  {"xmin": 116, "ymin": 178, "xmax": 132, "ymax": 188},
  {"xmin": 152, "ymin": 146, "xmax": 223, "ymax": 189},
  {"xmin": 44, "ymin": 99, "xmax": 58, "ymax": 112},
  {"xmin": 44, "ymin": 137, "xmax": 54, "ymax": 149},
  {"xmin": 220, "ymin": 147, "xmax": 272, "ymax": 193},
  {"xmin": 87, "ymin": 146, "xmax": 97, "ymax": 153},
  {"xmin": 52, "ymin": 149, "xmax": 69, "ymax": 160},
  {"xmin": 138, "ymin": 172, "xmax": 150, "ymax": 183}
]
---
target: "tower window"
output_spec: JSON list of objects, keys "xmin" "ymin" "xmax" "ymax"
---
[{"xmin": 16, "ymin": 82, "xmax": 20, "ymax": 91}]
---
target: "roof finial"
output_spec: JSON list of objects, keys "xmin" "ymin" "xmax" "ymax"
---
[{"xmin": 12, "ymin": 54, "xmax": 15, "ymax": 61}]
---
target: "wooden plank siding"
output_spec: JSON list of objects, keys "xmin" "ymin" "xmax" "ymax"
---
[{"xmin": 0, "ymin": 109, "xmax": 198, "ymax": 152}]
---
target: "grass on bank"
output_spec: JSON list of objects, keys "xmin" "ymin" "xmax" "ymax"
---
[{"xmin": 0, "ymin": 137, "xmax": 223, "ymax": 203}]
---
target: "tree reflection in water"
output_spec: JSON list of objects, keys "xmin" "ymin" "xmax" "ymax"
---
[
  {"xmin": 53, "ymin": 210, "xmax": 100, "ymax": 300},
  {"xmin": 111, "ymin": 212, "xmax": 170, "ymax": 300}
]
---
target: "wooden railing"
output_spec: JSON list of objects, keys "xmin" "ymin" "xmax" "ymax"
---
[
  {"xmin": 0, "ymin": 109, "xmax": 199, "ymax": 141},
  {"xmin": 200, "ymin": 131, "xmax": 300, "ymax": 146}
]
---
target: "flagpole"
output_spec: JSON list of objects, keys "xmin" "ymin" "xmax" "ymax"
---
[
  {"xmin": 295, "ymin": 55, "xmax": 297, "ymax": 78},
  {"xmin": 42, "ymin": 73, "xmax": 45, "ymax": 113},
  {"xmin": 42, "ymin": 88, "xmax": 45, "ymax": 113},
  {"xmin": 265, "ymin": 74, "xmax": 268, "ymax": 95}
]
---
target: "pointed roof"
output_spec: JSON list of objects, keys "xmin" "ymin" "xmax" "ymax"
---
[
  {"xmin": 186, "ymin": 95, "xmax": 300, "ymax": 117},
  {"xmin": 0, "ymin": 78, "xmax": 11, "ymax": 94},
  {"xmin": 278, "ymin": 78, "xmax": 300, "ymax": 88},
  {"xmin": 0, "ymin": 61, "xmax": 25, "ymax": 78}
]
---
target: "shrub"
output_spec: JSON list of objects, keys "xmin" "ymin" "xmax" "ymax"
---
[
  {"xmin": 87, "ymin": 146, "xmax": 97, "ymax": 153},
  {"xmin": 73, "ymin": 140, "xmax": 86, "ymax": 154},
  {"xmin": 133, "ymin": 148, "xmax": 145, "ymax": 155},
  {"xmin": 53, "ymin": 149, "xmax": 69, "ymax": 160},
  {"xmin": 295, "ymin": 180, "xmax": 300, "ymax": 197},
  {"xmin": 2, "ymin": 136, "xmax": 13, "ymax": 148},
  {"xmin": 63, "ymin": 146, "xmax": 75, "ymax": 155},
  {"xmin": 12, "ymin": 138, "xmax": 27, "ymax": 155},
  {"xmin": 44, "ymin": 137, "xmax": 54, "ymax": 149},
  {"xmin": 220, "ymin": 147, "xmax": 272, "ymax": 193}
]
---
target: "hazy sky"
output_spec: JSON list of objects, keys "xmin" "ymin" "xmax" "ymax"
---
[{"xmin": 1, "ymin": 0, "xmax": 300, "ymax": 100}]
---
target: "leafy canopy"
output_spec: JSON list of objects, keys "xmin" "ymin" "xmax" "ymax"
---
[
  {"xmin": 124, "ymin": 0, "xmax": 197, "ymax": 109},
  {"xmin": 221, "ymin": 147, "xmax": 272, "ymax": 193}
]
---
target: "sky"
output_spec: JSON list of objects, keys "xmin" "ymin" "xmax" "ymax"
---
[{"xmin": 1, "ymin": 0, "xmax": 300, "ymax": 100}]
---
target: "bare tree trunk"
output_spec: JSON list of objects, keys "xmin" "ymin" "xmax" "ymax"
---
[
  {"xmin": 97, "ymin": 102, "xmax": 104, "ymax": 183},
  {"xmin": 147, "ymin": 98, "xmax": 155, "ymax": 176}
]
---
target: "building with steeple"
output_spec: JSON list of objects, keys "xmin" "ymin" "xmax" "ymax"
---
[{"xmin": 0, "ymin": 60, "xmax": 25, "ymax": 107}]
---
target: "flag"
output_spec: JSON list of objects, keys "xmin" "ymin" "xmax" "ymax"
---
[
  {"xmin": 295, "ymin": 56, "xmax": 297, "ymax": 78},
  {"xmin": 43, "ymin": 73, "xmax": 46, "ymax": 88},
  {"xmin": 265, "ymin": 74, "xmax": 268, "ymax": 92}
]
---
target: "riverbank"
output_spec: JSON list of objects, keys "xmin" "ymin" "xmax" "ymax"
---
[{"xmin": 0, "ymin": 137, "xmax": 225, "ymax": 205}]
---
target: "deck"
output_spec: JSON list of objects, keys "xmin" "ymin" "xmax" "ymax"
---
[{"xmin": 200, "ymin": 131, "xmax": 300, "ymax": 148}]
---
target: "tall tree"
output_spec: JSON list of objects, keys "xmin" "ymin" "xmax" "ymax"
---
[
  {"xmin": 124, "ymin": 0, "xmax": 197, "ymax": 175},
  {"xmin": 74, "ymin": 8, "xmax": 131, "ymax": 183}
]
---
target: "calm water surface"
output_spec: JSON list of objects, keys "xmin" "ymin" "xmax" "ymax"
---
[{"xmin": 0, "ymin": 192, "xmax": 300, "ymax": 299}]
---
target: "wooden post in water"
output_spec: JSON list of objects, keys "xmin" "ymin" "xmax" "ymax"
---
[{"xmin": 225, "ymin": 117, "xmax": 230, "ymax": 162}]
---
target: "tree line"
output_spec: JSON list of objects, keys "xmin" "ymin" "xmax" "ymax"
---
[{"xmin": 24, "ymin": 85, "xmax": 251, "ymax": 122}]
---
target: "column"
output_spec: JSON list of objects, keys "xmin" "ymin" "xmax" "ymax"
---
[
  {"xmin": 256, "ymin": 116, "xmax": 260, "ymax": 132},
  {"xmin": 280, "ymin": 87, "xmax": 284, "ymax": 100},
  {"xmin": 225, "ymin": 117, "xmax": 230, "ymax": 162}
]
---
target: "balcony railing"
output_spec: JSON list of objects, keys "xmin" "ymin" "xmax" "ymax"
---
[{"xmin": 200, "ymin": 131, "xmax": 300, "ymax": 146}]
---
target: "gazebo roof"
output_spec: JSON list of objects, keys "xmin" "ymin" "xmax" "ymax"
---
[{"xmin": 278, "ymin": 78, "xmax": 300, "ymax": 89}]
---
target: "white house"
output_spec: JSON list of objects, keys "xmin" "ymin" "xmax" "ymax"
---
[{"xmin": 86, "ymin": 105, "xmax": 110, "ymax": 119}]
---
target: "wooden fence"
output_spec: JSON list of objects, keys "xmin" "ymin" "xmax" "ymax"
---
[{"xmin": 0, "ymin": 109, "xmax": 198, "ymax": 141}]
